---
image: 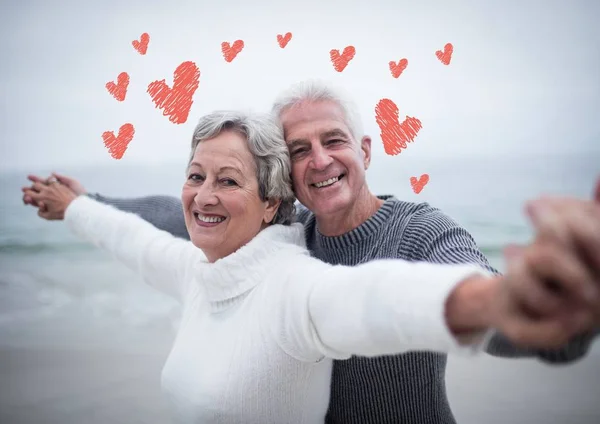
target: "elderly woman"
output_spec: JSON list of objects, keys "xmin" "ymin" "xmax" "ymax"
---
[{"xmin": 32, "ymin": 111, "xmax": 511, "ymax": 422}]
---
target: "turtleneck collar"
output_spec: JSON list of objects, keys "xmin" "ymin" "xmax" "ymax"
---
[{"xmin": 193, "ymin": 223, "xmax": 307, "ymax": 312}]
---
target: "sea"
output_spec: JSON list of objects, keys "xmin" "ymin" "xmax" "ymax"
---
[{"xmin": 0, "ymin": 151, "xmax": 598, "ymax": 353}]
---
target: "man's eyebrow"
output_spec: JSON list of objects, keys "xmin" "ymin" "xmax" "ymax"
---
[
  {"xmin": 287, "ymin": 139, "xmax": 310, "ymax": 149},
  {"xmin": 321, "ymin": 129, "xmax": 349, "ymax": 139}
]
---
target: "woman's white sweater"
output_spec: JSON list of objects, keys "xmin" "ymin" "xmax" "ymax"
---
[{"xmin": 64, "ymin": 196, "xmax": 491, "ymax": 423}]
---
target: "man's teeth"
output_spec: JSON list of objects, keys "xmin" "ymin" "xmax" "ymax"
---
[
  {"xmin": 314, "ymin": 177, "xmax": 339, "ymax": 188},
  {"xmin": 196, "ymin": 214, "xmax": 225, "ymax": 223}
]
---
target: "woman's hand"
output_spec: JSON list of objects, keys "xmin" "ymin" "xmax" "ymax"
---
[{"xmin": 22, "ymin": 177, "xmax": 78, "ymax": 220}]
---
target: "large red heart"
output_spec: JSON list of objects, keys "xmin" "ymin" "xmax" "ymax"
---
[
  {"xmin": 105, "ymin": 72, "xmax": 129, "ymax": 102},
  {"xmin": 330, "ymin": 46, "xmax": 355, "ymax": 72},
  {"xmin": 222, "ymin": 40, "xmax": 245, "ymax": 62},
  {"xmin": 375, "ymin": 99, "xmax": 422, "ymax": 156},
  {"xmin": 132, "ymin": 33, "xmax": 150, "ymax": 55},
  {"xmin": 435, "ymin": 43, "xmax": 453, "ymax": 65},
  {"xmin": 389, "ymin": 58, "xmax": 408, "ymax": 78},
  {"xmin": 410, "ymin": 174, "xmax": 429, "ymax": 194},
  {"xmin": 277, "ymin": 32, "xmax": 292, "ymax": 48},
  {"xmin": 147, "ymin": 61, "xmax": 200, "ymax": 125},
  {"xmin": 102, "ymin": 123, "xmax": 135, "ymax": 160}
]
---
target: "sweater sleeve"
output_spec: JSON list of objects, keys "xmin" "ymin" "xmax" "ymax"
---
[
  {"xmin": 65, "ymin": 195, "xmax": 201, "ymax": 302},
  {"xmin": 85, "ymin": 193, "xmax": 189, "ymax": 240},
  {"xmin": 405, "ymin": 205, "xmax": 597, "ymax": 363},
  {"xmin": 270, "ymin": 256, "xmax": 495, "ymax": 363}
]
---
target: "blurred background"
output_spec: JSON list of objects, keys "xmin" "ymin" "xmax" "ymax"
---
[{"xmin": 1, "ymin": 0, "xmax": 599, "ymax": 423}]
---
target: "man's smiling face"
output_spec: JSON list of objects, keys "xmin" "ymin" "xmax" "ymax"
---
[{"xmin": 280, "ymin": 100, "xmax": 371, "ymax": 217}]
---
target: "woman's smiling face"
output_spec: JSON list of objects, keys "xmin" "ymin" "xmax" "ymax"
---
[{"xmin": 182, "ymin": 130, "xmax": 278, "ymax": 262}]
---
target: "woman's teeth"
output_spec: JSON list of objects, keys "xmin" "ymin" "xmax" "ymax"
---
[
  {"xmin": 314, "ymin": 176, "xmax": 339, "ymax": 188},
  {"xmin": 195, "ymin": 214, "xmax": 225, "ymax": 223}
]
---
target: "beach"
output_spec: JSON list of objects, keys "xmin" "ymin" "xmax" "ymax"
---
[{"xmin": 2, "ymin": 342, "xmax": 598, "ymax": 424}]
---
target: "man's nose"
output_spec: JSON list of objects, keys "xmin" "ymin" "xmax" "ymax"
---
[{"xmin": 309, "ymin": 146, "xmax": 334, "ymax": 170}]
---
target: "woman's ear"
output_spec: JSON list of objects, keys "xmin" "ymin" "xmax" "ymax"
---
[{"xmin": 264, "ymin": 197, "xmax": 282, "ymax": 224}]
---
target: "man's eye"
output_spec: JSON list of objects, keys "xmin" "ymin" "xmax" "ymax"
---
[
  {"xmin": 292, "ymin": 148, "xmax": 308, "ymax": 156},
  {"xmin": 327, "ymin": 139, "xmax": 344, "ymax": 145}
]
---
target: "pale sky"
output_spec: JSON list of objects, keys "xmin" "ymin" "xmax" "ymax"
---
[{"xmin": 1, "ymin": 0, "xmax": 599, "ymax": 172}]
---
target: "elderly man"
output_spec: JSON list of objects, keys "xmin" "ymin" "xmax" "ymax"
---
[{"xmin": 23, "ymin": 80, "xmax": 600, "ymax": 424}]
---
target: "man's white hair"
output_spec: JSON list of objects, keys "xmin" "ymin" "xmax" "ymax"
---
[{"xmin": 271, "ymin": 79, "xmax": 364, "ymax": 141}]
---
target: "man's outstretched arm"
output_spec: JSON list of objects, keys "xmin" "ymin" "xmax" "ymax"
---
[
  {"xmin": 22, "ymin": 173, "xmax": 190, "ymax": 241},
  {"xmin": 86, "ymin": 193, "xmax": 189, "ymax": 241},
  {"xmin": 405, "ymin": 206, "xmax": 597, "ymax": 364}
]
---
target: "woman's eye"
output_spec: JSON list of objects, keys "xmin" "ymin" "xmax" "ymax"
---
[
  {"xmin": 189, "ymin": 173, "xmax": 204, "ymax": 182},
  {"xmin": 221, "ymin": 179, "xmax": 238, "ymax": 186}
]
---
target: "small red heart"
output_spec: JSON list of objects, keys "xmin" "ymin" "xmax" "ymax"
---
[
  {"xmin": 375, "ymin": 98, "xmax": 422, "ymax": 156},
  {"xmin": 330, "ymin": 46, "xmax": 356, "ymax": 72},
  {"xmin": 389, "ymin": 58, "xmax": 408, "ymax": 78},
  {"xmin": 105, "ymin": 72, "xmax": 129, "ymax": 102},
  {"xmin": 277, "ymin": 32, "xmax": 292, "ymax": 48},
  {"xmin": 102, "ymin": 123, "xmax": 135, "ymax": 160},
  {"xmin": 147, "ymin": 61, "xmax": 200, "ymax": 125},
  {"xmin": 410, "ymin": 174, "xmax": 430, "ymax": 194},
  {"xmin": 221, "ymin": 40, "xmax": 245, "ymax": 62},
  {"xmin": 132, "ymin": 33, "xmax": 150, "ymax": 55},
  {"xmin": 435, "ymin": 43, "xmax": 453, "ymax": 65}
]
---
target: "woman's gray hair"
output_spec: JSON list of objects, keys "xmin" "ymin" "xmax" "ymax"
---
[
  {"xmin": 271, "ymin": 79, "xmax": 364, "ymax": 141},
  {"xmin": 188, "ymin": 110, "xmax": 296, "ymax": 226}
]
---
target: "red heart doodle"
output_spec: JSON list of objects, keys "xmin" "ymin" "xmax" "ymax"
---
[
  {"xmin": 375, "ymin": 98, "xmax": 422, "ymax": 156},
  {"xmin": 132, "ymin": 33, "xmax": 150, "ymax": 55},
  {"xmin": 410, "ymin": 174, "xmax": 429, "ymax": 194},
  {"xmin": 147, "ymin": 61, "xmax": 200, "ymax": 125},
  {"xmin": 105, "ymin": 72, "xmax": 129, "ymax": 102},
  {"xmin": 221, "ymin": 40, "xmax": 245, "ymax": 62},
  {"xmin": 102, "ymin": 123, "xmax": 135, "ymax": 160},
  {"xmin": 330, "ymin": 46, "xmax": 356, "ymax": 72},
  {"xmin": 389, "ymin": 58, "xmax": 408, "ymax": 78},
  {"xmin": 277, "ymin": 32, "xmax": 292, "ymax": 48},
  {"xmin": 435, "ymin": 43, "xmax": 453, "ymax": 65}
]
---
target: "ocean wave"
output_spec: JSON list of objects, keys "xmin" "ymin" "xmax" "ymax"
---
[{"xmin": 0, "ymin": 241, "xmax": 97, "ymax": 254}]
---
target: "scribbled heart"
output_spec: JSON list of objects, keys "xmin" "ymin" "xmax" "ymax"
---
[
  {"xmin": 410, "ymin": 174, "xmax": 429, "ymax": 194},
  {"xmin": 375, "ymin": 98, "xmax": 422, "ymax": 156},
  {"xmin": 435, "ymin": 43, "xmax": 453, "ymax": 65},
  {"xmin": 105, "ymin": 72, "xmax": 130, "ymax": 102},
  {"xmin": 277, "ymin": 32, "xmax": 292, "ymax": 48},
  {"xmin": 389, "ymin": 58, "xmax": 408, "ymax": 78},
  {"xmin": 221, "ymin": 40, "xmax": 244, "ymax": 62},
  {"xmin": 147, "ymin": 61, "xmax": 200, "ymax": 125},
  {"xmin": 330, "ymin": 46, "xmax": 355, "ymax": 72},
  {"xmin": 132, "ymin": 33, "xmax": 150, "ymax": 55},
  {"xmin": 102, "ymin": 123, "xmax": 135, "ymax": 160}
]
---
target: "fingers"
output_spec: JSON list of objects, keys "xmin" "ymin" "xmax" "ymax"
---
[
  {"xmin": 27, "ymin": 174, "xmax": 49, "ymax": 184},
  {"xmin": 524, "ymin": 242, "xmax": 598, "ymax": 306},
  {"xmin": 526, "ymin": 198, "xmax": 600, "ymax": 278},
  {"xmin": 502, "ymin": 310, "xmax": 591, "ymax": 349},
  {"xmin": 52, "ymin": 172, "xmax": 71, "ymax": 184}
]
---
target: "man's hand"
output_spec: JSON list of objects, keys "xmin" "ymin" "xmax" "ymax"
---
[{"xmin": 22, "ymin": 179, "xmax": 78, "ymax": 221}]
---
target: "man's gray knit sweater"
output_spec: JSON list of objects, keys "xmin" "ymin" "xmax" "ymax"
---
[{"xmin": 87, "ymin": 192, "xmax": 595, "ymax": 424}]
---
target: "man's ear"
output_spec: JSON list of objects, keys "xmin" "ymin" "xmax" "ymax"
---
[
  {"xmin": 264, "ymin": 197, "xmax": 282, "ymax": 224},
  {"xmin": 360, "ymin": 136, "xmax": 372, "ymax": 170}
]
